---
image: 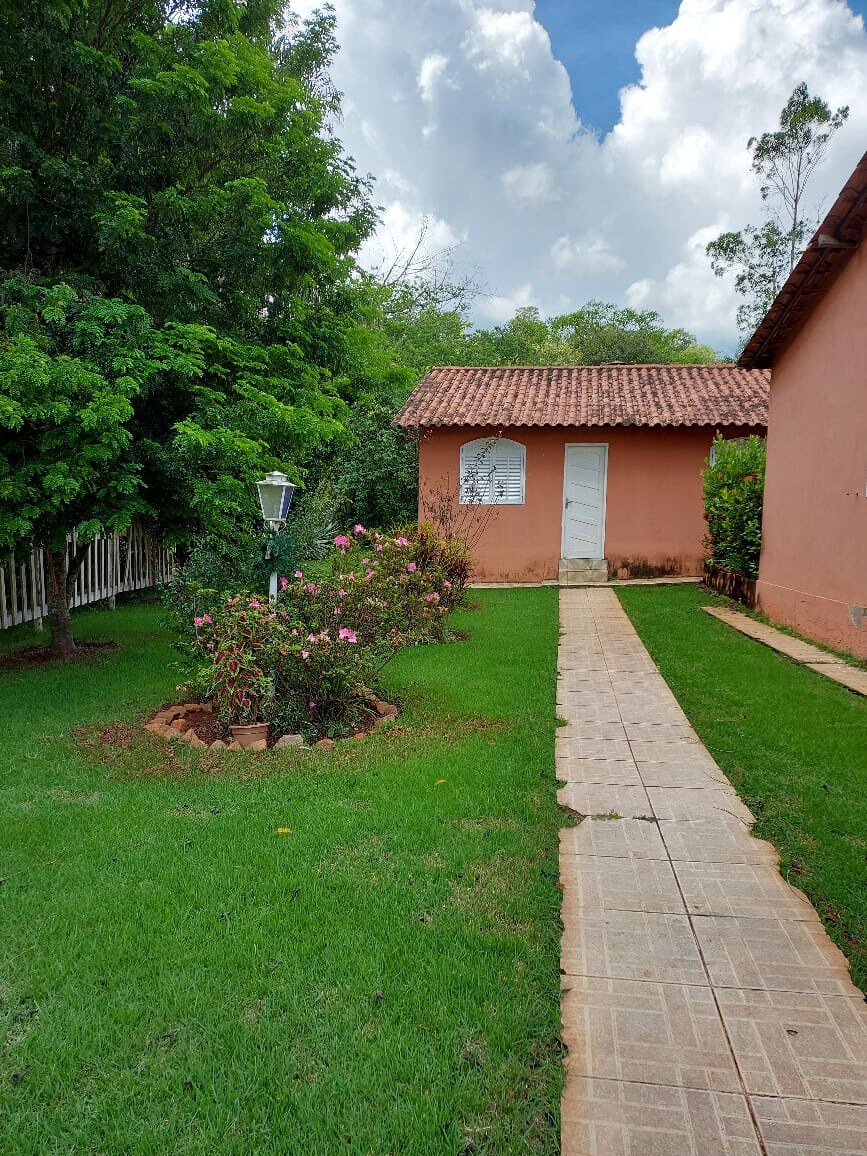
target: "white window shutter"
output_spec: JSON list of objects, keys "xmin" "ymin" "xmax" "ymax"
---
[{"xmin": 459, "ymin": 438, "xmax": 525, "ymax": 505}]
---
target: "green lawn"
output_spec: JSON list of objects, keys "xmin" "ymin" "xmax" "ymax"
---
[
  {"xmin": 0, "ymin": 592, "xmax": 563, "ymax": 1154},
  {"xmin": 618, "ymin": 584, "xmax": 867, "ymax": 992}
]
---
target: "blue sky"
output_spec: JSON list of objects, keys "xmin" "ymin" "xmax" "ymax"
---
[
  {"xmin": 534, "ymin": 1, "xmax": 680, "ymax": 133},
  {"xmin": 536, "ymin": 0, "xmax": 867, "ymax": 134}
]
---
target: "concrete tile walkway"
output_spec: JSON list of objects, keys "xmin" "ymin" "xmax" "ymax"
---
[{"xmin": 557, "ymin": 588, "xmax": 867, "ymax": 1156}]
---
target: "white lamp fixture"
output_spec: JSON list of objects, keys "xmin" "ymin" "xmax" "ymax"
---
[{"xmin": 256, "ymin": 470, "xmax": 296, "ymax": 528}]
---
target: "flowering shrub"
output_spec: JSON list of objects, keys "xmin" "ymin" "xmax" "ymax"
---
[
  {"xmin": 182, "ymin": 523, "xmax": 472, "ymax": 741},
  {"xmin": 270, "ymin": 625, "xmax": 374, "ymax": 739},
  {"xmin": 283, "ymin": 523, "xmax": 467, "ymax": 643},
  {"xmin": 393, "ymin": 521, "xmax": 471, "ymax": 604}
]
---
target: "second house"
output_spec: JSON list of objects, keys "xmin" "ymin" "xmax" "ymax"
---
[{"xmin": 394, "ymin": 363, "xmax": 769, "ymax": 583}]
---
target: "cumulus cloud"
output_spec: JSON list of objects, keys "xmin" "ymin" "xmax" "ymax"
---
[
  {"xmin": 310, "ymin": 0, "xmax": 867, "ymax": 352},
  {"xmin": 502, "ymin": 161, "xmax": 558, "ymax": 202},
  {"xmin": 550, "ymin": 236, "xmax": 626, "ymax": 274},
  {"xmin": 480, "ymin": 282, "xmax": 536, "ymax": 324}
]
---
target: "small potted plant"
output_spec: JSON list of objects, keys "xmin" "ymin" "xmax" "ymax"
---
[{"xmin": 193, "ymin": 597, "xmax": 273, "ymax": 747}]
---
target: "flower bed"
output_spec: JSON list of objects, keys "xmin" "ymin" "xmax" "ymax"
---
[
  {"xmin": 171, "ymin": 523, "xmax": 470, "ymax": 742},
  {"xmin": 144, "ymin": 692, "xmax": 399, "ymax": 752}
]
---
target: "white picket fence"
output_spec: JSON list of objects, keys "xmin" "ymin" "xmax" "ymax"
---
[{"xmin": 0, "ymin": 525, "xmax": 174, "ymax": 632}]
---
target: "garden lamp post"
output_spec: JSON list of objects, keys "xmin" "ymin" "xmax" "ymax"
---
[{"xmin": 256, "ymin": 470, "xmax": 296, "ymax": 604}]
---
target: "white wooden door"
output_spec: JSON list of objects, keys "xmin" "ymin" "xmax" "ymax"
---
[{"xmin": 562, "ymin": 444, "xmax": 608, "ymax": 558}]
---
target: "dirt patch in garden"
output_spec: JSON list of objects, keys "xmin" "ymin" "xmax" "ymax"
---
[
  {"xmin": 0, "ymin": 641, "xmax": 117, "ymax": 672},
  {"xmin": 73, "ymin": 722, "xmax": 138, "ymax": 750}
]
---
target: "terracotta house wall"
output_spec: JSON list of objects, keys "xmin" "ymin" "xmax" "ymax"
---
[
  {"xmin": 418, "ymin": 424, "xmax": 761, "ymax": 582},
  {"xmin": 756, "ymin": 220, "xmax": 867, "ymax": 658}
]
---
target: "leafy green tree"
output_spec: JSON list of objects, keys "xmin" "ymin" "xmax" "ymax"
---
[
  {"xmin": 0, "ymin": 0, "xmax": 374, "ymax": 651},
  {"xmin": 0, "ymin": 282, "xmax": 154, "ymax": 653},
  {"xmin": 707, "ymin": 83, "xmax": 849, "ymax": 337},
  {"xmin": 456, "ymin": 304, "xmax": 715, "ymax": 367},
  {"xmin": 545, "ymin": 303, "xmax": 716, "ymax": 364}
]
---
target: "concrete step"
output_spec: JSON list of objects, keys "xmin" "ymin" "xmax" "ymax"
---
[
  {"xmin": 559, "ymin": 558, "xmax": 609, "ymax": 586},
  {"xmin": 560, "ymin": 557, "xmax": 606, "ymax": 571}
]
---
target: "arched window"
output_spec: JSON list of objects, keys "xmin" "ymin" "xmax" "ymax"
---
[{"xmin": 459, "ymin": 438, "xmax": 526, "ymax": 505}]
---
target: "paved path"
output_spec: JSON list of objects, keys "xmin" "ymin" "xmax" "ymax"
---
[{"xmin": 557, "ymin": 588, "xmax": 867, "ymax": 1156}]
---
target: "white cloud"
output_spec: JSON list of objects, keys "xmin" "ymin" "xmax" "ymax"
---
[
  {"xmin": 502, "ymin": 161, "xmax": 557, "ymax": 202},
  {"xmin": 417, "ymin": 52, "xmax": 451, "ymax": 103},
  {"xmin": 550, "ymin": 236, "xmax": 626, "ymax": 274},
  {"xmin": 479, "ymin": 282, "xmax": 536, "ymax": 323},
  {"xmin": 312, "ymin": 0, "xmax": 867, "ymax": 352},
  {"xmin": 359, "ymin": 202, "xmax": 461, "ymax": 277}
]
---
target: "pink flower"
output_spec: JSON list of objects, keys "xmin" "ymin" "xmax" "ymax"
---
[
  {"xmin": 280, "ymin": 577, "xmax": 289, "ymax": 591},
  {"xmin": 309, "ymin": 701, "xmax": 316, "ymax": 710},
  {"xmin": 443, "ymin": 580, "xmax": 452, "ymax": 590},
  {"xmin": 294, "ymin": 570, "xmax": 303, "ymax": 578},
  {"xmin": 375, "ymin": 543, "xmax": 383, "ymax": 552},
  {"xmin": 193, "ymin": 616, "xmax": 204, "ymax": 627},
  {"xmin": 301, "ymin": 650, "xmax": 309, "ymax": 659},
  {"xmin": 338, "ymin": 627, "xmax": 358, "ymax": 643},
  {"xmin": 338, "ymin": 588, "xmax": 347, "ymax": 599},
  {"xmin": 353, "ymin": 524, "xmax": 366, "ymax": 535},
  {"xmin": 426, "ymin": 592, "xmax": 440, "ymax": 603},
  {"xmin": 306, "ymin": 583, "xmax": 317, "ymax": 594},
  {"xmin": 396, "ymin": 536, "xmax": 409, "ymax": 546},
  {"xmin": 249, "ymin": 598, "xmax": 261, "ymax": 609},
  {"xmin": 333, "ymin": 534, "xmax": 352, "ymax": 549},
  {"xmin": 407, "ymin": 562, "xmax": 417, "ymax": 573},
  {"xmin": 307, "ymin": 634, "xmax": 317, "ymax": 642},
  {"xmin": 203, "ymin": 614, "xmax": 212, "ymax": 624}
]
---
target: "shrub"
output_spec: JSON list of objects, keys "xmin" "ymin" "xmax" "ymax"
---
[
  {"xmin": 280, "ymin": 525, "xmax": 459, "ymax": 644},
  {"xmin": 393, "ymin": 521, "xmax": 472, "ymax": 603},
  {"xmin": 181, "ymin": 522, "xmax": 470, "ymax": 741},
  {"xmin": 702, "ymin": 434, "xmax": 766, "ymax": 579},
  {"xmin": 161, "ymin": 526, "xmax": 297, "ymax": 656},
  {"xmin": 192, "ymin": 596, "xmax": 275, "ymax": 727},
  {"xmin": 270, "ymin": 627, "xmax": 375, "ymax": 740}
]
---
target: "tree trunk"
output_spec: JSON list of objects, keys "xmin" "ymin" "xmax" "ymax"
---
[{"xmin": 45, "ymin": 546, "xmax": 75, "ymax": 657}]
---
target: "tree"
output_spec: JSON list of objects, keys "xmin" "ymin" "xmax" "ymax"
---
[
  {"xmin": 454, "ymin": 304, "xmax": 716, "ymax": 367},
  {"xmin": 0, "ymin": 0, "xmax": 374, "ymax": 652},
  {"xmin": 545, "ymin": 303, "xmax": 716, "ymax": 365},
  {"xmin": 0, "ymin": 282, "xmax": 152, "ymax": 653},
  {"xmin": 707, "ymin": 83, "xmax": 849, "ymax": 337},
  {"xmin": 706, "ymin": 221, "xmax": 801, "ymax": 338}
]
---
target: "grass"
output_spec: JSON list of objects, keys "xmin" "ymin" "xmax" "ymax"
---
[
  {"xmin": 617, "ymin": 583, "xmax": 867, "ymax": 992},
  {"xmin": 0, "ymin": 591, "xmax": 563, "ymax": 1154}
]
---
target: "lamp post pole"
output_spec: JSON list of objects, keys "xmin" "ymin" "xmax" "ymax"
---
[{"xmin": 255, "ymin": 471, "xmax": 296, "ymax": 605}]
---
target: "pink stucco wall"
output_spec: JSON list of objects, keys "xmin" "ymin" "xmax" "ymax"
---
[
  {"xmin": 419, "ymin": 424, "xmax": 761, "ymax": 582},
  {"xmin": 756, "ymin": 221, "xmax": 867, "ymax": 658}
]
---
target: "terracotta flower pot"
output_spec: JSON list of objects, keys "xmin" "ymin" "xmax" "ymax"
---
[{"xmin": 230, "ymin": 722, "xmax": 270, "ymax": 748}]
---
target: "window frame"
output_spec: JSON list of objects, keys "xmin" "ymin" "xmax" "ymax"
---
[{"xmin": 459, "ymin": 437, "xmax": 527, "ymax": 506}]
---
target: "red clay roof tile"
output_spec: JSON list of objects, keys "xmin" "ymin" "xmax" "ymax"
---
[{"xmin": 393, "ymin": 364, "xmax": 770, "ymax": 429}]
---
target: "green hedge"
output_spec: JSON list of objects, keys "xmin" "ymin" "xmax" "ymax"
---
[{"xmin": 702, "ymin": 434, "xmax": 766, "ymax": 579}]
